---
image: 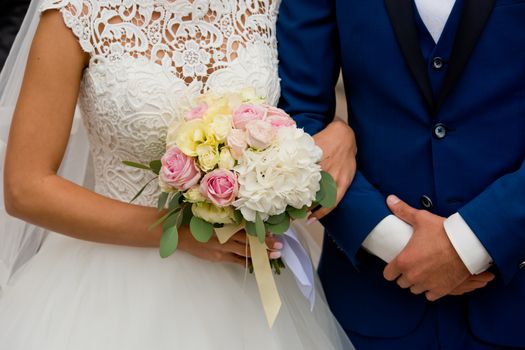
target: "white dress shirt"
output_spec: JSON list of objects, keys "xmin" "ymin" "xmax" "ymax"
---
[{"xmin": 362, "ymin": 0, "xmax": 493, "ymax": 275}]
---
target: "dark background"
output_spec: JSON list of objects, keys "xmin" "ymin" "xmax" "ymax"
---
[{"xmin": 0, "ymin": 0, "xmax": 31, "ymax": 70}]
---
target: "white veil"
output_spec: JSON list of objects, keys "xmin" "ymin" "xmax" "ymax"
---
[{"xmin": 0, "ymin": 0, "xmax": 91, "ymax": 290}]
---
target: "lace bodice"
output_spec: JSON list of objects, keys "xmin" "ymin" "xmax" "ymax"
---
[{"xmin": 40, "ymin": 0, "xmax": 281, "ymax": 206}]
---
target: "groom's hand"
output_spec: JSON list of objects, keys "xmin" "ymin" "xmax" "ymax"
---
[
  {"xmin": 309, "ymin": 120, "xmax": 357, "ymax": 221},
  {"xmin": 383, "ymin": 196, "xmax": 483, "ymax": 301}
]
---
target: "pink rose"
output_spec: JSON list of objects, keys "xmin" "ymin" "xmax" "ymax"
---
[
  {"xmin": 199, "ymin": 169, "xmax": 238, "ymax": 207},
  {"xmin": 264, "ymin": 105, "xmax": 296, "ymax": 128},
  {"xmin": 185, "ymin": 103, "xmax": 208, "ymax": 121},
  {"xmin": 245, "ymin": 120, "xmax": 276, "ymax": 149},
  {"xmin": 226, "ymin": 129, "xmax": 248, "ymax": 160},
  {"xmin": 232, "ymin": 104, "xmax": 265, "ymax": 130},
  {"xmin": 160, "ymin": 147, "xmax": 201, "ymax": 191}
]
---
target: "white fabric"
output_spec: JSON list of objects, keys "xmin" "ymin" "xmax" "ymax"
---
[
  {"xmin": 0, "ymin": 0, "xmax": 90, "ymax": 290},
  {"xmin": 0, "ymin": 1, "xmax": 353, "ymax": 349},
  {"xmin": 444, "ymin": 213, "xmax": 493, "ymax": 274},
  {"xmin": 362, "ymin": 215, "xmax": 412, "ymax": 263},
  {"xmin": 363, "ymin": 213, "xmax": 493, "ymax": 275},
  {"xmin": 414, "ymin": 0, "xmax": 456, "ymax": 43}
]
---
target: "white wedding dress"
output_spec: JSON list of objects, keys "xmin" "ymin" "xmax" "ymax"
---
[{"xmin": 0, "ymin": 0, "xmax": 352, "ymax": 349}]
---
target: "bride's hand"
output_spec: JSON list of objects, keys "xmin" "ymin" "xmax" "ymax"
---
[
  {"xmin": 309, "ymin": 120, "xmax": 357, "ymax": 222},
  {"xmin": 178, "ymin": 228, "xmax": 282, "ymax": 266}
]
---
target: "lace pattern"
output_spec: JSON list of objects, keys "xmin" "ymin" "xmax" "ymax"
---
[{"xmin": 39, "ymin": 0, "xmax": 281, "ymax": 206}]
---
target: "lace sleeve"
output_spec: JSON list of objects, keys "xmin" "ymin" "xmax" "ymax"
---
[{"xmin": 39, "ymin": 0, "xmax": 95, "ymax": 53}]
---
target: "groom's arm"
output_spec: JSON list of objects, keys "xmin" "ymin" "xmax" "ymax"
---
[
  {"xmin": 458, "ymin": 159, "xmax": 525, "ymax": 283},
  {"xmin": 277, "ymin": 0, "xmax": 394, "ymax": 267}
]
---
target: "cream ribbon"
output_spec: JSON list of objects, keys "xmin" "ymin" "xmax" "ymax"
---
[{"xmin": 215, "ymin": 224, "xmax": 282, "ymax": 327}]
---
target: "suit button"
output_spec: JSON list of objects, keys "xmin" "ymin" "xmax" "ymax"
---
[
  {"xmin": 519, "ymin": 261, "xmax": 525, "ymax": 269},
  {"xmin": 420, "ymin": 195, "xmax": 433, "ymax": 209},
  {"xmin": 432, "ymin": 57, "xmax": 445, "ymax": 70},
  {"xmin": 433, "ymin": 123, "xmax": 447, "ymax": 139}
]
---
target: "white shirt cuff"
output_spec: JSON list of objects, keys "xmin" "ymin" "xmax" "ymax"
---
[
  {"xmin": 444, "ymin": 213, "xmax": 493, "ymax": 275},
  {"xmin": 362, "ymin": 215, "xmax": 413, "ymax": 263}
]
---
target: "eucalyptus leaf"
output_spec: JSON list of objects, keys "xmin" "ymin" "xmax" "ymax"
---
[
  {"xmin": 149, "ymin": 208, "xmax": 179, "ymax": 230},
  {"xmin": 180, "ymin": 204, "xmax": 193, "ymax": 226},
  {"xmin": 318, "ymin": 171, "xmax": 337, "ymax": 208},
  {"xmin": 287, "ymin": 206, "xmax": 308, "ymax": 219},
  {"xmin": 233, "ymin": 210, "xmax": 244, "ymax": 225},
  {"xmin": 159, "ymin": 225, "xmax": 178, "ymax": 258},
  {"xmin": 168, "ymin": 192, "xmax": 182, "ymax": 211},
  {"xmin": 315, "ymin": 184, "xmax": 326, "ymax": 203},
  {"xmin": 122, "ymin": 161, "xmax": 151, "ymax": 171},
  {"xmin": 129, "ymin": 177, "xmax": 156, "ymax": 203},
  {"xmin": 189, "ymin": 216, "xmax": 214, "ymax": 243},
  {"xmin": 157, "ymin": 192, "xmax": 169, "ymax": 211},
  {"xmin": 163, "ymin": 211, "xmax": 180, "ymax": 230},
  {"xmin": 255, "ymin": 212, "xmax": 266, "ymax": 243},
  {"xmin": 149, "ymin": 160, "xmax": 162, "ymax": 175},
  {"xmin": 267, "ymin": 212, "xmax": 287, "ymax": 225},
  {"xmin": 245, "ymin": 220, "xmax": 257, "ymax": 236},
  {"xmin": 266, "ymin": 218, "xmax": 290, "ymax": 235}
]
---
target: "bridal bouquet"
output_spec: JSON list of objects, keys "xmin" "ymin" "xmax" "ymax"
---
[{"xmin": 124, "ymin": 89, "xmax": 336, "ymax": 326}]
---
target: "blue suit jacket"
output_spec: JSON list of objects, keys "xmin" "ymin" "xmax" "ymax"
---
[{"xmin": 277, "ymin": 0, "xmax": 525, "ymax": 346}]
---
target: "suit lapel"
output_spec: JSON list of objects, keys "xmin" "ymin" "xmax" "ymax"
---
[
  {"xmin": 384, "ymin": 0, "xmax": 435, "ymax": 112},
  {"xmin": 437, "ymin": 0, "xmax": 496, "ymax": 108}
]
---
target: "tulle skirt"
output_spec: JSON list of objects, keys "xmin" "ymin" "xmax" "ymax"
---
[{"xmin": 0, "ymin": 231, "xmax": 353, "ymax": 349}]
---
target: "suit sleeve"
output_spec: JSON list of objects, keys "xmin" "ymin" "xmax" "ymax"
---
[
  {"xmin": 459, "ymin": 159, "xmax": 525, "ymax": 284},
  {"xmin": 277, "ymin": 0, "xmax": 391, "ymax": 267}
]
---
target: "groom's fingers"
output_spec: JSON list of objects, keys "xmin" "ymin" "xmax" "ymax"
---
[
  {"xmin": 383, "ymin": 260, "xmax": 402, "ymax": 281},
  {"xmin": 386, "ymin": 195, "xmax": 418, "ymax": 225},
  {"xmin": 396, "ymin": 275, "xmax": 412, "ymax": 289}
]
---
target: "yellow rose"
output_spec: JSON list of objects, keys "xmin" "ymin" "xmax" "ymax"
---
[
  {"xmin": 183, "ymin": 186, "xmax": 206, "ymax": 203},
  {"xmin": 196, "ymin": 142, "xmax": 220, "ymax": 171},
  {"xmin": 205, "ymin": 114, "xmax": 233, "ymax": 143},
  {"xmin": 218, "ymin": 147, "xmax": 236, "ymax": 170},
  {"xmin": 172, "ymin": 119, "xmax": 207, "ymax": 156},
  {"xmin": 191, "ymin": 202, "xmax": 234, "ymax": 224}
]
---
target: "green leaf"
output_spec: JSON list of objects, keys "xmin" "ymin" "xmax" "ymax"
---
[
  {"xmin": 149, "ymin": 160, "xmax": 162, "ymax": 175},
  {"xmin": 287, "ymin": 206, "xmax": 309, "ymax": 219},
  {"xmin": 180, "ymin": 204, "xmax": 193, "ymax": 226},
  {"xmin": 149, "ymin": 208, "xmax": 178, "ymax": 230},
  {"xmin": 122, "ymin": 161, "xmax": 151, "ymax": 171},
  {"xmin": 318, "ymin": 171, "xmax": 337, "ymax": 208},
  {"xmin": 245, "ymin": 220, "xmax": 257, "ymax": 236},
  {"xmin": 129, "ymin": 177, "xmax": 157, "ymax": 203},
  {"xmin": 233, "ymin": 210, "xmax": 244, "ymax": 225},
  {"xmin": 157, "ymin": 192, "xmax": 169, "ymax": 211},
  {"xmin": 168, "ymin": 192, "xmax": 182, "ymax": 211},
  {"xmin": 266, "ymin": 218, "xmax": 290, "ymax": 235},
  {"xmin": 159, "ymin": 225, "xmax": 178, "ymax": 258},
  {"xmin": 189, "ymin": 216, "xmax": 214, "ymax": 243},
  {"xmin": 163, "ymin": 211, "xmax": 180, "ymax": 230},
  {"xmin": 315, "ymin": 184, "xmax": 326, "ymax": 203},
  {"xmin": 255, "ymin": 212, "xmax": 266, "ymax": 243},
  {"xmin": 267, "ymin": 212, "xmax": 287, "ymax": 225}
]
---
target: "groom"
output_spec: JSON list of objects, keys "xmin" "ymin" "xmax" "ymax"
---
[{"xmin": 277, "ymin": 0, "xmax": 525, "ymax": 349}]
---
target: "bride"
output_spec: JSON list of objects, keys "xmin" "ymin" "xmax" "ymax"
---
[{"xmin": 0, "ymin": 0, "xmax": 356, "ymax": 349}]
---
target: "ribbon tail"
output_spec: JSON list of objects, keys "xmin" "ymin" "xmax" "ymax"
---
[
  {"xmin": 281, "ymin": 229, "xmax": 316, "ymax": 311},
  {"xmin": 248, "ymin": 234, "xmax": 282, "ymax": 327}
]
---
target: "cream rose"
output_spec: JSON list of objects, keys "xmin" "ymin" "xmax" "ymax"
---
[
  {"xmin": 191, "ymin": 202, "xmax": 234, "ymax": 224},
  {"xmin": 196, "ymin": 142, "xmax": 220, "ymax": 171},
  {"xmin": 245, "ymin": 120, "xmax": 276, "ymax": 150}
]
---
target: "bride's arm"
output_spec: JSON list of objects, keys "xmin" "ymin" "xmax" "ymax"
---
[{"xmin": 3, "ymin": 11, "xmax": 259, "ymax": 263}]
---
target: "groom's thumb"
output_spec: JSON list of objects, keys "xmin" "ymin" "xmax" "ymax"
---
[{"xmin": 387, "ymin": 195, "xmax": 418, "ymax": 225}]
